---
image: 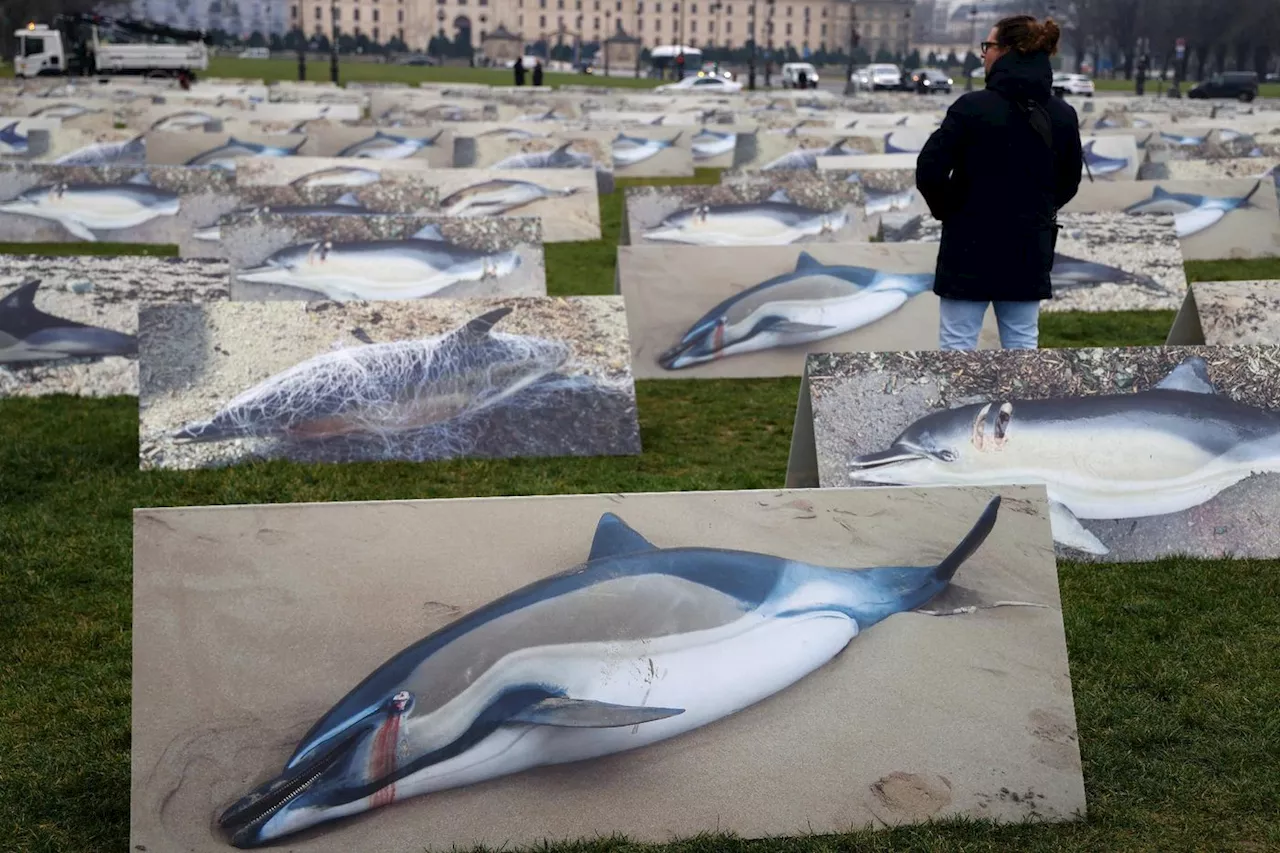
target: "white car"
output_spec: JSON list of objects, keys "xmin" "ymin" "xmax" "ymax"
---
[
  {"xmin": 867, "ymin": 63, "xmax": 904, "ymax": 90},
  {"xmin": 655, "ymin": 75, "xmax": 744, "ymax": 94},
  {"xmin": 781, "ymin": 62, "xmax": 819, "ymax": 89},
  {"xmin": 1053, "ymin": 73, "xmax": 1095, "ymax": 97}
]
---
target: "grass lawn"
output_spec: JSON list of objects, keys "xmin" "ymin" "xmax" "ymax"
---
[
  {"xmin": 2, "ymin": 168, "xmax": 1280, "ymax": 852},
  {"xmin": 1093, "ymin": 77, "xmax": 1280, "ymax": 99}
]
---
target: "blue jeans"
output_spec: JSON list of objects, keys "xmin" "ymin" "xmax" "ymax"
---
[{"xmin": 939, "ymin": 298, "xmax": 1040, "ymax": 351}]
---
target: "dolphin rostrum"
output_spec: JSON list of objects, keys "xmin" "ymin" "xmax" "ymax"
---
[
  {"xmin": 233, "ymin": 224, "xmax": 522, "ymax": 301},
  {"xmin": 658, "ymin": 252, "xmax": 933, "ymax": 369},
  {"xmin": 846, "ymin": 357, "xmax": 1280, "ymax": 555},
  {"xmin": 216, "ymin": 494, "xmax": 1002, "ymax": 846},
  {"xmin": 1123, "ymin": 181, "xmax": 1262, "ymax": 238},
  {"xmin": 173, "ymin": 307, "xmax": 566, "ymax": 443},
  {"xmin": 0, "ymin": 279, "xmax": 137, "ymax": 364}
]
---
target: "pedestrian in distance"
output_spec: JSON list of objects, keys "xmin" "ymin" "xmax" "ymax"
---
[
  {"xmin": 532, "ymin": 59, "xmax": 544, "ymax": 87},
  {"xmin": 797, "ymin": 68, "xmax": 809, "ymax": 90},
  {"xmin": 514, "ymin": 55, "xmax": 526, "ymax": 86},
  {"xmin": 915, "ymin": 14, "xmax": 1083, "ymax": 351}
]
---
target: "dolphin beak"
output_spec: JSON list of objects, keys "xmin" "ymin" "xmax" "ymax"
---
[
  {"xmin": 235, "ymin": 264, "xmax": 283, "ymax": 283},
  {"xmin": 218, "ymin": 724, "xmax": 367, "ymax": 848},
  {"xmin": 847, "ymin": 445, "xmax": 927, "ymax": 476}
]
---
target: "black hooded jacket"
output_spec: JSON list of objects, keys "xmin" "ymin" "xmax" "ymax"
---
[{"xmin": 916, "ymin": 50, "xmax": 1083, "ymax": 302}]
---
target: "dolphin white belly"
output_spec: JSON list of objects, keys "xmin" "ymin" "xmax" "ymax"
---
[{"xmin": 726, "ymin": 288, "xmax": 913, "ymax": 357}]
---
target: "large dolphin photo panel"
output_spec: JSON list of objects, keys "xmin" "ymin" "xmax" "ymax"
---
[
  {"xmin": 130, "ymin": 485, "xmax": 1083, "ymax": 853},
  {"xmin": 138, "ymin": 296, "xmax": 641, "ymax": 469},
  {"xmin": 0, "ymin": 163, "xmax": 239, "ymax": 245},
  {"xmin": 297, "ymin": 125, "xmax": 458, "ymax": 167},
  {"xmin": 621, "ymin": 177, "xmax": 874, "ymax": 247},
  {"xmin": 787, "ymin": 345, "xmax": 1280, "ymax": 562},
  {"xmin": 221, "ymin": 213, "xmax": 546, "ymax": 302},
  {"xmin": 144, "ymin": 130, "xmax": 309, "ymax": 171},
  {"xmin": 1, "ymin": 253, "xmax": 227, "ymax": 397},
  {"xmin": 1167, "ymin": 281, "xmax": 1280, "ymax": 346},
  {"xmin": 1063, "ymin": 177, "xmax": 1280, "ymax": 261},
  {"xmin": 618, "ymin": 242, "xmax": 1000, "ymax": 380}
]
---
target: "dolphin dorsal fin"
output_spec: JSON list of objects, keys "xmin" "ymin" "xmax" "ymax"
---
[
  {"xmin": 127, "ymin": 171, "xmax": 153, "ymax": 186},
  {"xmin": 767, "ymin": 188, "xmax": 792, "ymax": 203},
  {"xmin": 794, "ymin": 251, "xmax": 824, "ymax": 272},
  {"xmin": 1152, "ymin": 186, "xmax": 1172, "ymax": 199},
  {"xmin": 1155, "ymin": 357, "xmax": 1216, "ymax": 394},
  {"xmin": 0, "ymin": 279, "xmax": 41, "ymax": 311},
  {"xmin": 334, "ymin": 192, "xmax": 361, "ymax": 206},
  {"xmin": 553, "ymin": 141, "xmax": 574, "ymax": 154},
  {"xmin": 508, "ymin": 697, "xmax": 685, "ymax": 728},
  {"xmin": 457, "ymin": 306, "xmax": 512, "ymax": 338},
  {"xmin": 411, "ymin": 223, "xmax": 445, "ymax": 241},
  {"xmin": 588, "ymin": 512, "xmax": 658, "ymax": 561}
]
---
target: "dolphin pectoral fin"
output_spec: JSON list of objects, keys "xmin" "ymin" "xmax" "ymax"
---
[
  {"xmin": 59, "ymin": 218, "xmax": 98, "ymax": 242},
  {"xmin": 588, "ymin": 512, "xmax": 659, "ymax": 561},
  {"xmin": 768, "ymin": 319, "xmax": 837, "ymax": 335},
  {"xmin": 507, "ymin": 697, "xmax": 685, "ymax": 728},
  {"xmin": 1155, "ymin": 356, "xmax": 1216, "ymax": 394},
  {"xmin": 1049, "ymin": 501, "xmax": 1109, "ymax": 556}
]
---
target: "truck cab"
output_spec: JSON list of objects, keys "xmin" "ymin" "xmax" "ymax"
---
[{"xmin": 14, "ymin": 25, "xmax": 67, "ymax": 77}]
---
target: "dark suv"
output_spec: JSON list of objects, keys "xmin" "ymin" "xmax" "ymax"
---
[{"xmin": 1189, "ymin": 71, "xmax": 1260, "ymax": 102}]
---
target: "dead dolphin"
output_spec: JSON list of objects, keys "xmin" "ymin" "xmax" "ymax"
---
[{"xmin": 0, "ymin": 279, "xmax": 136, "ymax": 364}]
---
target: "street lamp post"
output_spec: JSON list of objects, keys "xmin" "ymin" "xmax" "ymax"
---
[
  {"xmin": 605, "ymin": 11, "xmax": 611, "ymax": 74},
  {"xmin": 635, "ymin": 1, "xmax": 642, "ymax": 78},
  {"xmin": 748, "ymin": 0, "xmax": 757, "ymax": 90},
  {"xmin": 843, "ymin": 5, "xmax": 859, "ymax": 94},
  {"xmin": 436, "ymin": 10, "xmax": 446, "ymax": 64},
  {"xmin": 329, "ymin": 2, "xmax": 340, "ymax": 83},
  {"xmin": 965, "ymin": 4, "xmax": 977, "ymax": 91}
]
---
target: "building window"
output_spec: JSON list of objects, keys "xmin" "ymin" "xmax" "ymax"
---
[
  {"xmin": 655, "ymin": 2, "xmax": 660, "ymax": 11},
  {"xmin": 539, "ymin": 0, "xmax": 545, "ymax": 7},
  {"xmin": 725, "ymin": 20, "xmax": 731, "ymax": 32},
  {"xmin": 291, "ymin": 5, "xmax": 298, "ymax": 19},
  {"xmin": 785, "ymin": 5, "xmax": 790, "ymax": 16},
  {"xmin": 594, "ymin": 15, "xmax": 599, "ymax": 27},
  {"xmin": 398, "ymin": 26, "xmax": 404, "ymax": 38},
  {"xmin": 690, "ymin": 19, "xmax": 696, "ymax": 31},
  {"xmin": 540, "ymin": 14, "xmax": 546, "ymax": 25},
  {"xmin": 820, "ymin": 23, "xmax": 825, "ymax": 35},
  {"xmin": 373, "ymin": 25, "xmax": 379, "ymax": 38},
  {"xmin": 654, "ymin": 18, "xmax": 660, "ymax": 29},
  {"xmin": 576, "ymin": 14, "xmax": 582, "ymax": 25},
  {"xmin": 352, "ymin": 8, "xmax": 359, "ymax": 20},
  {"xmin": 636, "ymin": 1, "xmax": 642, "ymax": 11},
  {"xmin": 372, "ymin": 8, "xmax": 379, "ymax": 20},
  {"xmin": 397, "ymin": 8, "xmax": 403, "ymax": 20},
  {"xmin": 691, "ymin": 2, "xmax": 696, "ymax": 10},
  {"xmin": 637, "ymin": 18, "xmax": 642, "ymax": 29},
  {"xmin": 332, "ymin": 6, "xmax": 339, "ymax": 19},
  {"xmin": 576, "ymin": 0, "xmax": 582, "ymax": 8},
  {"xmin": 314, "ymin": 5, "xmax": 320, "ymax": 20}
]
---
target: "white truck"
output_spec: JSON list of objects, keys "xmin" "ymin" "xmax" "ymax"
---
[{"xmin": 13, "ymin": 15, "xmax": 209, "ymax": 78}]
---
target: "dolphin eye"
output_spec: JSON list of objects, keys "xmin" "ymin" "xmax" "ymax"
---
[{"xmin": 388, "ymin": 691, "xmax": 412, "ymax": 713}]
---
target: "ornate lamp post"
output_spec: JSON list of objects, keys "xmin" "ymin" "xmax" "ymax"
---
[
  {"xmin": 843, "ymin": 4, "xmax": 859, "ymax": 95},
  {"xmin": 330, "ymin": 1, "xmax": 339, "ymax": 82},
  {"xmin": 748, "ymin": 0, "xmax": 757, "ymax": 90},
  {"xmin": 604, "ymin": 10, "xmax": 611, "ymax": 74},
  {"xmin": 635, "ymin": 0, "xmax": 642, "ymax": 77},
  {"xmin": 436, "ymin": 9, "xmax": 446, "ymax": 63},
  {"xmin": 965, "ymin": 4, "xmax": 978, "ymax": 91}
]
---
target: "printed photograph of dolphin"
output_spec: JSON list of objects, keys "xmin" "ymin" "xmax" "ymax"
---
[
  {"xmin": 658, "ymin": 253, "xmax": 933, "ymax": 370},
  {"xmin": 149, "ymin": 110, "xmax": 218, "ymax": 132},
  {"xmin": 440, "ymin": 179, "xmax": 582, "ymax": 217},
  {"xmin": 642, "ymin": 201, "xmax": 849, "ymax": 247},
  {"xmin": 52, "ymin": 135, "xmax": 147, "ymax": 166},
  {"xmin": 611, "ymin": 132, "xmax": 682, "ymax": 168},
  {"xmin": 1050, "ymin": 253, "xmax": 1165, "ymax": 293},
  {"xmin": 846, "ymin": 357, "xmax": 1280, "ymax": 556},
  {"xmin": 289, "ymin": 166, "xmax": 383, "ymax": 189},
  {"xmin": 0, "ymin": 175, "xmax": 180, "ymax": 242},
  {"xmin": 172, "ymin": 307, "xmax": 568, "ymax": 445},
  {"xmin": 1123, "ymin": 181, "xmax": 1262, "ymax": 238},
  {"xmin": 0, "ymin": 121, "xmax": 29, "ymax": 154},
  {"xmin": 761, "ymin": 139, "xmax": 862, "ymax": 171},
  {"xmin": 185, "ymin": 137, "xmax": 307, "ymax": 170},
  {"xmin": 233, "ymin": 224, "xmax": 521, "ymax": 301},
  {"xmin": 1082, "ymin": 140, "xmax": 1130, "ymax": 177},
  {"xmin": 690, "ymin": 129, "xmax": 736, "ymax": 161},
  {"xmin": 492, "ymin": 142, "xmax": 595, "ymax": 170},
  {"xmin": 215, "ymin": 494, "xmax": 1002, "ymax": 847},
  {"xmin": 193, "ymin": 194, "xmax": 371, "ymax": 243},
  {"xmin": 334, "ymin": 130, "xmax": 445, "ymax": 160},
  {"xmin": 0, "ymin": 279, "xmax": 136, "ymax": 365}
]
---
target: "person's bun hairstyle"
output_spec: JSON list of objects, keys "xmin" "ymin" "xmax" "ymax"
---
[{"xmin": 997, "ymin": 15, "xmax": 1062, "ymax": 56}]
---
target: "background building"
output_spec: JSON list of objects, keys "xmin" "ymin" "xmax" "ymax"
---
[{"xmin": 124, "ymin": 0, "xmax": 290, "ymax": 37}]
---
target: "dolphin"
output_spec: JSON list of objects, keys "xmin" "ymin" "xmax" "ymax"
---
[
  {"xmin": 185, "ymin": 136, "xmax": 307, "ymax": 170},
  {"xmin": 657, "ymin": 252, "xmax": 933, "ymax": 369},
  {"xmin": 883, "ymin": 130, "xmax": 924, "ymax": 154},
  {"xmin": 233, "ymin": 224, "xmax": 522, "ymax": 301},
  {"xmin": 28, "ymin": 103, "xmax": 98, "ymax": 120},
  {"xmin": 761, "ymin": 138, "xmax": 861, "ymax": 171},
  {"xmin": 611, "ymin": 132, "xmax": 682, "ymax": 167},
  {"xmin": 216, "ymin": 493, "xmax": 1002, "ymax": 847},
  {"xmin": 0, "ymin": 279, "xmax": 136, "ymax": 364},
  {"xmin": 690, "ymin": 128, "xmax": 737, "ymax": 161},
  {"xmin": 0, "ymin": 174, "xmax": 180, "ymax": 241},
  {"xmin": 335, "ymin": 130, "xmax": 445, "ymax": 159},
  {"xmin": 863, "ymin": 187, "xmax": 920, "ymax": 216},
  {"xmin": 491, "ymin": 142, "xmax": 595, "ymax": 170},
  {"xmin": 1082, "ymin": 140, "xmax": 1129, "ymax": 177},
  {"xmin": 173, "ymin": 307, "xmax": 566, "ymax": 443},
  {"xmin": 193, "ymin": 193, "xmax": 370, "ymax": 242},
  {"xmin": 1159, "ymin": 131, "xmax": 1207, "ymax": 147},
  {"xmin": 52, "ymin": 135, "xmax": 146, "ymax": 166},
  {"xmin": 1050, "ymin": 253, "xmax": 1165, "ymax": 293},
  {"xmin": 0, "ymin": 121, "xmax": 28, "ymax": 154},
  {"xmin": 642, "ymin": 200, "xmax": 849, "ymax": 246},
  {"xmin": 290, "ymin": 166, "xmax": 382, "ymax": 189},
  {"xmin": 1123, "ymin": 181, "xmax": 1262, "ymax": 238},
  {"xmin": 846, "ymin": 357, "xmax": 1280, "ymax": 556},
  {"xmin": 474, "ymin": 127, "xmax": 550, "ymax": 140},
  {"xmin": 439, "ymin": 179, "xmax": 582, "ymax": 216},
  {"xmin": 150, "ymin": 110, "xmax": 217, "ymax": 131}
]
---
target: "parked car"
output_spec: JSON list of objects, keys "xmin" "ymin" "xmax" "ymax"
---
[
  {"xmin": 867, "ymin": 63, "xmax": 905, "ymax": 90},
  {"xmin": 849, "ymin": 66, "xmax": 873, "ymax": 89},
  {"xmin": 780, "ymin": 62, "xmax": 820, "ymax": 89},
  {"xmin": 1052, "ymin": 72, "xmax": 1095, "ymax": 97},
  {"xmin": 910, "ymin": 67, "xmax": 953, "ymax": 94},
  {"xmin": 1189, "ymin": 71, "xmax": 1260, "ymax": 102},
  {"xmin": 400, "ymin": 54, "xmax": 438, "ymax": 66},
  {"xmin": 237, "ymin": 47, "xmax": 269, "ymax": 60},
  {"xmin": 655, "ymin": 74, "xmax": 744, "ymax": 94}
]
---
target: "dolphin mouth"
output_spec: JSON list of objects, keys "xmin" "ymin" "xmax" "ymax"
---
[
  {"xmin": 218, "ymin": 726, "xmax": 365, "ymax": 848},
  {"xmin": 847, "ymin": 446, "xmax": 927, "ymax": 476},
  {"xmin": 656, "ymin": 336, "xmax": 703, "ymax": 370},
  {"xmin": 235, "ymin": 263, "xmax": 286, "ymax": 283}
]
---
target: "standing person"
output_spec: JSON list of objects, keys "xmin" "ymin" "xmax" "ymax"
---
[
  {"xmin": 514, "ymin": 56, "xmax": 526, "ymax": 86},
  {"xmin": 797, "ymin": 67, "xmax": 809, "ymax": 90},
  {"xmin": 532, "ymin": 59, "xmax": 544, "ymax": 86},
  {"xmin": 915, "ymin": 15, "xmax": 1083, "ymax": 351}
]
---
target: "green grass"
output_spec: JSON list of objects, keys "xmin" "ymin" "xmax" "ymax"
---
[
  {"xmin": 2, "ymin": 170, "xmax": 1280, "ymax": 852},
  {"xmin": 208, "ymin": 56, "xmax": 661, "ymax": 89},
  {"xmin": 1185, "ymin": 257, "xmax": 1280, "ymax": 283},
  {"xmin": 1093, "ymin": 78, "xmax": 1280, "ymax": 99}
]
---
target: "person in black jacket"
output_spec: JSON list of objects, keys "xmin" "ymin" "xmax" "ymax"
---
[{"xmin": 916, "ymin": 15, "xmax": 1083, "ymax": 350}]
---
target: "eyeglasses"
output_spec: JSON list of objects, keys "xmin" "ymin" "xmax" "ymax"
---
[{"xmin": 980, "ymin": 41, "xmax": 997, "ymax": 55}]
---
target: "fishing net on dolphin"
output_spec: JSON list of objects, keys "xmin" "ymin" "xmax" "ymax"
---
[{"xmin": 173, "ymin": 320, "xmax": 637, "ymax": 464}]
